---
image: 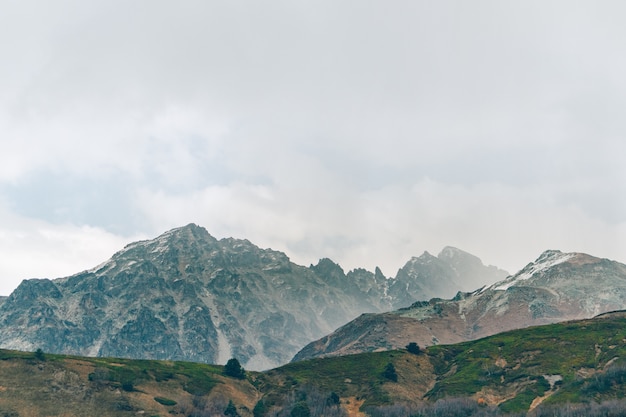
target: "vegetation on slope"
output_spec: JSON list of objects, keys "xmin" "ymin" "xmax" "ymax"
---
[
  {"xmin": 3, "ymin": 312, "xmax": 626, "ymax": 416},
  {"xmin": 0, "ymin": 349, "xmax": 256, "ymax": 416},
  {"xmin": 269, "ymin": 312, "xmax": 626, "ymax": 415},
  {"xmin": 426, "ymin": 312, "xmax": 626, "ymax": 412}
]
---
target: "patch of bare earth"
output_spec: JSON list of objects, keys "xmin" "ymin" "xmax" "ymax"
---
[
  {"xmin": 529, "ymin": 390, "xmax": 555, "ymax": 411},
  {"xmin": 473, "ymin": 379, "xmax": 536, "ymax": 407},
  {"xmin": 529, "ymin": 376, "xmax": 562, "ymax": 411},
  {"xmin": 576, "ymin": 367, "xmax": 597, "ymax": 378},
  {"xmin": 63, "ymin": 359, "xmax": 96, "ymax": 379},
  {"xmin": 130, "ymin": 381, "xmax": 190, "ymax": 416},
  {"xmin": 384, "ymin": 353, "xmax": 435, "ymax": 406},
  {"xmin": 206, "ymin": 375, "xmax": 262, "ymax": 415},
  {"xmin": 495, "ymin": 357, "xmax": 507, "ymax": 368},
  {"xmin": 129, "ymin": 373, "xmax": 260, "ymax": 417},
  {"xmin": 0, "ymin": 359, "xmax": 113, "ymax": 416},
  {"xmin": 342, "ymin": 397, "xmax": 366, "ymax": 417}
]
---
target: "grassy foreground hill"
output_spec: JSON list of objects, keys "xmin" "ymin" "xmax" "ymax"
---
[{"xmin": 3, "ymin": 312, "xmax": 626, "ymax": 416}]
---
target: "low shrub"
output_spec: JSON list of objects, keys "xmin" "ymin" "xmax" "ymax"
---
[{"xmin": 154, "ymin": 396, "xmax": 177, "ymax": 406}]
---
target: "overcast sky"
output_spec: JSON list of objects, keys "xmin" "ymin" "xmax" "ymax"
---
[{"xmin": 1, "ymin": 1, "xmax": 625, "ymax": 295}]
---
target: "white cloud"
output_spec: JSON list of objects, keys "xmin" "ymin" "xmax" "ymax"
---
[
  {"xmin": 1, "ymin": 1, "xmax": 626, "ymax": 294},
  {"xmin": 0, "ymin": 204, "xmax": 141, "ymax": 295},
  {"xmin": 131, "ymin": 178, "xmax": 626, "ymax": 279}
]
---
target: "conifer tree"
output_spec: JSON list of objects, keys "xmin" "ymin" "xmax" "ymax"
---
[{"xmin": 224, "ymin": 358, "xmax": 246, "ymax": 379}]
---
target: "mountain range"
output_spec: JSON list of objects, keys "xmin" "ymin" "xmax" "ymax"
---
[
  {"xmin": 293, "ymin": 249, "xmax": 626, "ymax": 361},
  {"xmin": 0, "ymin": 224, "xmax": 507, "ymax": 370}
]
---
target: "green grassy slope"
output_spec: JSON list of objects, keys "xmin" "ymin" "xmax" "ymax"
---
[
  {"xmin": 269, "ymin": 311, "xmax": 626, "ymax": 414},
  {"xmin": 426, "ymin": 311, "xmax": 626, "ymax": 412},
  {"xmin": 0, "ymin": 350, "xmax": 258, "ymax": 417},
  {"xmin": 2, "ymin": 312, "xmax": 626, "ymax": 416}
]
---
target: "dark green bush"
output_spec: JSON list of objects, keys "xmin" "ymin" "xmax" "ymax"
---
[
  {"xmin": 34, "ymin": 349, "xmax": 46, "ymax": 361},
  {"xmin": 406, "ymin": 342, "xmax": 421, "ymax": 354},
  {"xmin": 225, "ymin": 400, "xmax": 240, "ymax": 417},
  {"xmin": 253, "ymin": 399, "xmax": 268, "ymax": 417},
  {"xmin": 382, "ymin": 363, "xmax": 398, "ymax": 382},
  {"xmin": 290, "ymin": 401, "xmax": 311, "ymax": 417},
  {"xmin": 224, "ymin": 358, "xmax": 246, "ymax": 379},
  {"xmin": 154, "ymin": 396, "xmax": 177, "ymax": 406},
  {"xmin": 327, "ymin": 391, "xmax": 340, "ymax": 406},
  {"xmin": 121, "ymin": 381, "xmax": 134, "ymax": 392}
]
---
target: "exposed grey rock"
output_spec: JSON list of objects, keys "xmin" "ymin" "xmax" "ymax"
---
[
  {"xmin": 0, "ymin": 224, "xmax": 507, "ymax": 370},
  {"xmin": 292, "ymin": 250, "xmax": 626, "ymax": 362}
]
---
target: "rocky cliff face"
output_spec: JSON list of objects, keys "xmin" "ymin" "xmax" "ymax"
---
[
  {"xmin": 292, "ymin": 250, "xmax": 626, "ymax": 362},
  {"xmin": 0, "ymin": 224, "xmax": 506, "ymax": 370}
]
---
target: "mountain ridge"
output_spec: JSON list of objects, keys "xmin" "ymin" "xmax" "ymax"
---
[
  {"xmin": 292, "ymin": 249, "xmax": 626, "ymax": 362},
  {"xmin": 0, "ymin": 223, "xmax": 507, "ymax": 370}
]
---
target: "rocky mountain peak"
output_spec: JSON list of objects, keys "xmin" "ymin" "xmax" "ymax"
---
[
  {"xmin": 8, "ymin": 278, "xmax": 62, "ymax": 303},
  {"xmin": 490, "ymin": 250, "xmax": 586, "ymax": 291},
  {"xmin": 438, "ymin": 246, "xmax": 481, "ymax": 266},
  {"xmin": 400, "ymin": 252, "xmax": 440, "ymax": 272},
  {"xmin": 530, "ymin": 248, "xmax": 600, "ymax": 269},
  {"xmin": 439, "ymin": 246, "xmax": 508, "ymax": 290},
  {"xmin": 0, "ymin": 224, "xmax": 513, "ymax": 370},
  {"xmin": 438, "ymin": 245, "xmax": 468, "ymax": 258},
  {"xmin": 311, "ymin": 258, "xmax": 345, "ymax": 274},
  {"xmin": 310, "ymin": 258, "xmax": 346, "ymax": 285},
  {"xmin": 125, "ymin": 223, "xmax": 216, "ymax": 251},
  {"xmin": 374, "ymin": 266, "xmax": 386, "ymax": 281},
  {"xmin": 387, "ymin": 251, "xmax": 465, "ymax": 308},
  {"xmin": 82, "ymin": 224, "xmax": 220, "ymax": 280},
  {"xmin": 1, "ymin": 225, "xmax": 394, "ymax": 369}
]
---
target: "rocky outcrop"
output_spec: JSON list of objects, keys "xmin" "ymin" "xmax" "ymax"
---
[{"xmin": 292, "ymin": 250, "xmax": 626, "ymax": 362}]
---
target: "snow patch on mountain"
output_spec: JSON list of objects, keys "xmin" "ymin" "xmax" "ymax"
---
[{"xmin": 492, "ymin": 251, "xmax": 576, "ymax": 291}]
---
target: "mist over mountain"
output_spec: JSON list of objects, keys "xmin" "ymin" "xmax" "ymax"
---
[
  {"xmin": 0, "ymin": 224, "xmax": 506, "ymax": 370},
  {"xmin": 293, "ymin": 250, "xmax": 626, "ymax": 362}
]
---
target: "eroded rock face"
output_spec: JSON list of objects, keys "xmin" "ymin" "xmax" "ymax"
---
[
  {"xmin": 0, "ymin": 224, "xmax": 507, "ymax": 370},
  {"xmin": 292, "ymin": 250, "xmax": 626, "ymax": 362}
]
